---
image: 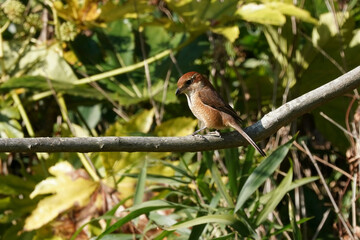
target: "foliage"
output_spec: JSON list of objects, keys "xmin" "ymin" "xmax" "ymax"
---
[{"xmin": 0, "ymin": 0, "xmax": 360, "ymax": 239}]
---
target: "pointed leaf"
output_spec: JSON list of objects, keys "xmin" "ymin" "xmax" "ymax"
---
[
  {"xmin": 97, "ymin": 200, "xmax": 183, "ymax": 239},
  {"xmin": 166, "ymin": 215, "xmax": 237, "ymax": 231},
  {"xmin": 255, "ymin": 167, "xmax": 293, "ymax": 225},
  {"xmin": 235, "ymin": 137, "xmax": 294, "ymax": 212}
]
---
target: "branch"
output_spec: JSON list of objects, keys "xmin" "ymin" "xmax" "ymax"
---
[{"xmin": 2, "ymin": 66, "xmax": 360, "ymax": 153}]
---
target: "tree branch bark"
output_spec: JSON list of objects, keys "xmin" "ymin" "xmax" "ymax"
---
[{"xmin": 2, "ymin": 66, "xmax": 360, "ymax": 153}]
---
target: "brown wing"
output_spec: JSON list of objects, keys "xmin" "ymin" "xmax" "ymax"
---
[{"xmin": 198, "ymin": 86, "xmax": 243, "ymax": 123}]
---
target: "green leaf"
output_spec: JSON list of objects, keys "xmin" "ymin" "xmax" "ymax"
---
[
  {"xmin": 224, "ymin": 148, "xmax": 240, "ymax": 198},
  {"xmin": 235, "ymin": 137, "xmax": 294, "ymax": 212},
  {"xmin": 255, "ymin": 167, "xmax": 293, "ymax": 225},
  {"xmin": 204, "ymin": 151, "xmax": 234, "ymax": 208},
  {"xmin": 97, "ymin": 200, "xmax": 183, "ymax": 239},
  {"xmin": 77, "ymin": 104, "xmax": 102, "ymax": 129},
  {"xmin": 24, "ymin": 162, "xmax": 99, "ymax": 231},
  {"xmin": 0, "ymin": 106, "xmax": 23, "ymax": 138},
  {"xmin": 166, "ymin": 214, "xmax": 237, "ymax": 231},
  {"xmin": 133, "ymin": 160, "xmax": 147, "ymax": 206},
  {"xmin": 258, "ymin": 176, "xmax": 318, "ymax": 205},
  {"xmin": 18, "ymin": 46, "xmax": 78, "ymax": 83},
  {"xmin": 0, "ymin": 174, "xmax": 35, "ymax": 195},
  {"xmin": 288, "ymin": 195, "xmax": 302, "ymax": 240}
]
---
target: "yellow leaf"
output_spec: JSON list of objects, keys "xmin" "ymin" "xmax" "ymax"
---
[
  {"xmin": 236, "ymin": 3, "xmax": 286, "ymax": 26},
  {"xmin": 105, "ymin": 109, "xmax": 155, "ymax": 136},
  {"xmin": 211, "ymin": 26, "xmax": 240, "ymax": 43},
  {"xmin": 154, "ymin": 117, "xmax": 197, "ymax": 137},
  {"xmin": 265, "ymin": 2, "xmax": 318, "ymax": 24},
  {"xmin": 24, "ymin": 162, "xmax": 98, "ymax": 231}
]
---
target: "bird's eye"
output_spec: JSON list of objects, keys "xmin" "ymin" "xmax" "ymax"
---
[{"xmin": 185, "ymin": 79, "xmax": 193, "ymax": 85}]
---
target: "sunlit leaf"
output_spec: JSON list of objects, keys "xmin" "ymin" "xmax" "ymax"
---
[
  {"xmin": 18, "ymin": 46, "xmax": 78, "ymax": 83},
  {"xmin": 211, "ymin": 26, "xmax": 240, "ymax": 43},
  {"xmin": 265, "ymin": 2, "xmax": 318, "ymax": 24},
  {"xmin": 54, "ymin": 0, "xmax": 101, "ymax": 24},
  {"xmin": 312, "ymin": 12, "xmax": 350, "ymax": 48},
  {"xmin": 24, "ymin": 162, "xmax": 99, "ymax": 231},
  {"xmin": 154, "ymin": 117, "xmax": 197, "ymax": 137},
  {"xmin": 236, "ymin": 3, "xmax": 286, "ymax": 26}
]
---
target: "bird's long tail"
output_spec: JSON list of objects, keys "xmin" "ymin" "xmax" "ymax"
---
[{"xmin": 230, "ymin": 122, "xmax": 266, "ymax": 157}]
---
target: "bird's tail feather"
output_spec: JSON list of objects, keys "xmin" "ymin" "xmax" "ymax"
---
[{"xmin": 230, "ymin": 123, "xmax": 266, "ymax": 157}]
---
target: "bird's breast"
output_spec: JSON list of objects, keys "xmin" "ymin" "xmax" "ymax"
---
[{"xmin": 186, "ymin": 92, "xmax": 226, "ymax": 129}]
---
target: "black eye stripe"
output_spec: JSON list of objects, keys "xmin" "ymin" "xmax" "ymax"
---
[{"xmin": 185, "ymin": 73, "xmax": 198, "ymax": 85}]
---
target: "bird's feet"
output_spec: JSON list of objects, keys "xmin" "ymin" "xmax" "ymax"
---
[{"xmin": 206, "ymin": 130, "xmax": 221, "ymax": 137}]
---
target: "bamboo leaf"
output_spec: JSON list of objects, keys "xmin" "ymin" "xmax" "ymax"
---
[
  {"xmin": 133, "ymin": 160, "xmax": 147, "ymax": 206},
  {"xmin": 255, "ymin": 167, "xmax": 293, "ymax": 225},
  {"xmin": 204, "ymin": 151, "xmax": 234, "ymax": 207},
  {"xmin": 166, "ymin": 215, "xmax": 237, "ymax": 231},
  {"xmin": 235, "ymin": 137, "xmax": 294, "ymax": 212},
  {"xmin": 97, "ymin": 200, "xmax": 184, "ymax": 239}
]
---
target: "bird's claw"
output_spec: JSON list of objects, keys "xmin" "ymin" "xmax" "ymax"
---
[{"xmin": 207, "ymin": 130, "xmax": 221, "ymax": 137}]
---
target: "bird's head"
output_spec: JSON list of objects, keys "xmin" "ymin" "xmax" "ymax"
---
[{"xmin": 176, "ymin": 72, "xmax": 208, "ymax": 96}]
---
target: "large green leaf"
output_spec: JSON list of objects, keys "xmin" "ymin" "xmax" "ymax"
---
[
  {"xmin": 235, "ymin": 137, "xmax": 294, "ymax": 212},
  {"xmin": 18, "ymin": 46, "xmax": 78, "ymax": 83}
]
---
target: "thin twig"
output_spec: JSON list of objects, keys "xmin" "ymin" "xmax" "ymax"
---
[
  {"xmin": 134, "ymin": 1, "xmax": 161, "ymax": 125},
  {"xmin": 351, "ymin": 173, "xmax": 357, "ymax": 231},
  {"xmin": 312, "ymin": 209, "xmax": 331, "ymax": 240},
  {"xmin": 301, "ymin": 141, "xmax": 354, "ymax": 240},
  {"xmin": 159, "ymin": 67, "xmax": 172, "ymax": 120},
  {"xmin": 320, "ymin": 111, "xmax": 358, "ymax": 139},
  {"xmin": 169, "ymin": 51, "xmax": 182, "ymax": 76},
  {"xmin": 294, "ymin": 141, "xmax": 353, "ymax": 180},
  {"xmin": 345, "ymin": 96, "xmax": 357, "ymax": 149},
  {"xmin": 299, "ymin": 31, "xmax": 345, "ymax": 74}
]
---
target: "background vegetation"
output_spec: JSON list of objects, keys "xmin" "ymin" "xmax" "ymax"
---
[{"xmin": 0, "ymin": 0, "xmax": 360, "ymax": 239}]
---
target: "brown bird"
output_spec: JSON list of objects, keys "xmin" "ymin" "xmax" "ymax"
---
[{"xmin": 176, "ymin": 71, "xmax": 266, "ymax": 156}]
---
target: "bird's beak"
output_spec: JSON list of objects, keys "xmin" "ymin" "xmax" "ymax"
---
[{"xmin": 175, "ymin": 88, "xmax": 182, "ymax": 96}]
